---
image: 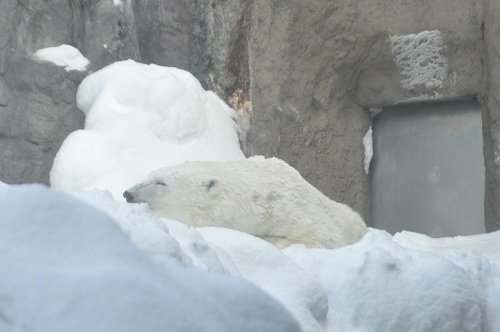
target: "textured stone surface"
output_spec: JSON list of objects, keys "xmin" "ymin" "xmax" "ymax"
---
[
  {"xmin": 247, "ymin": 0, "xmax": 482, "ymax": 219},
  {"xmin": 354, "ymin": 0, "xmax": 482, "ymax": 107},
  {"xmin": 0, "ymin": 0, "xmax": 83, "ymax": 184},
  {"xmin": 482, "ymin": 0, "xmax": 500, "ymax": 231}
]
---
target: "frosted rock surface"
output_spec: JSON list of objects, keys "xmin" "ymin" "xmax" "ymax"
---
[{"xmin": 390, "ymin": 30, "xmax": 447, "ymax": 91}]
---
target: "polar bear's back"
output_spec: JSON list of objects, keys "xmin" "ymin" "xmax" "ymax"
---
[
  {"xmin": 258, "ymin": 158, "xmax": 366, "ymax": 248},
  {"xmin": 192, "ymin": 156, "xmax": 367, "ymax": 248}
]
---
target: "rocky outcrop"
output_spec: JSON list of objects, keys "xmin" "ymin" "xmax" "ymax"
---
[
  {"xmin": 0, "ymin": 0, "xmax": 250, "ymax": 186},
  {"xmin": 481, "ymin": 0, "xmax": 500, "ymax": 231},
  {"xmin": 0, "ymin": 0, "xmax": 83, "ymax": 184},
  {"xmin": 1, "ymin": 0, "xmax": 499, "ymax": 229}
]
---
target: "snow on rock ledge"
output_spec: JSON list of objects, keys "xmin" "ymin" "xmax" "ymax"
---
[
  {"xmin": 50, "ymin": 60, "xmax": 244, "ymax": 199},
  {"xmin": 0, "ymin": 184, "xmax": 300, "ymax": 332},
  {"xmin": 33, "ymin": 44, "xmax": 90, "ymax": 72}
]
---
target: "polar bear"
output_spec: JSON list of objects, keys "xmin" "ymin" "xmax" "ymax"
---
[{"xmin": 124, "ymin": 156, "xmax": 367, "ymax": 249}]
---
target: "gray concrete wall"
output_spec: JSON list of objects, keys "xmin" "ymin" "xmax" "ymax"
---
[
  {"xmin": 481, "ymin": 0, "xmax": 500, "ymax": 231},
  {"xmin": 371, "ymin": 101, "xmax": 485, "ymax": 236}
]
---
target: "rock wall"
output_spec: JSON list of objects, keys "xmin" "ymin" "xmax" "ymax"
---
[
  {"xmin": 0, "ymin": 0, "xmax": 251, "ymax": 185},
  {"xmin": 482, "ymin": 0, "xmax": 500, "ymax": 231},
  {"xmin": 248, "ymin": 0, "xmax": 482, "ymax": 220},
  {"xmin": 0, "ymin": 0, "xmax": 84, "ymax": 184},
  {"xmin": 1, "ymin": 0, "xmax": 499, "ymax": 228}
]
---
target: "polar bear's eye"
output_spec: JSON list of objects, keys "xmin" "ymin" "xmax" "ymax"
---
[
  {"xmin": 155, "ymin": 181, "xmax": 167, "ymax": 186},
  {"xmin": 205, "ymin": 179, "xmax": 217, "ymax": 191}
]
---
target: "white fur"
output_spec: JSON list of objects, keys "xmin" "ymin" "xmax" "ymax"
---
[{"xmin": 125, "ymin": 156, "xmax": 367, "ymax": 249}]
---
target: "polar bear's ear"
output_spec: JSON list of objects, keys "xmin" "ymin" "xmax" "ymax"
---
[{"xmin": 203, "ymin": 179, "xmax": 218, "ymax": 192}]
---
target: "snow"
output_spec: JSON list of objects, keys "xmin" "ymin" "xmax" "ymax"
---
[
  {"xmin": 199, "ymin": 227, "xmax": 329, "ymax": 332},
  {"xmin": 393, "ymin": 230, "xmax": 500, "ymax": 330},
  {"xmin": 113, "ymin": 0, "xmax": 123, "ymax": 6},
  {"xmin": 284, "ymin": 229, "xmax": 500, "ymax": 332},
  {"xmin": 33, "ymin": 44, "xmax": 89, "ymax": 72},
  {"xmin": 50, "ymin": 60, "xmax": 244, "ymax": 199},
  {"xmin": 362, "ymin": 126, "xmax": 373, "ymax": 174},
  {"xmin": 0, "ymin": 184, "xmax": 301, "ymax": 332},
  {"xmin": 390, "ymin": 30, "xmax": 447, "ymax": 91}
]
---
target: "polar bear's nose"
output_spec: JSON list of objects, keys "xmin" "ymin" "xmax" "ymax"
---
[{"xmin": 123, "ymin": 190, "xmax": 134, "ymax": 203}]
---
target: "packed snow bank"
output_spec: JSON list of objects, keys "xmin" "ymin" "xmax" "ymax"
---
[
  {"xmin": 0, "ymin": 184, "xmax": 301, "ymax": 332},
  {"xmin": 50, "ymin": 60, "xmax": 244, "ymax": 199},
  {"xmin": 200, "ymin": 227, "xmax": 329, "ymax": 332},
  {"xmin": 33, "ymin": 44, "xmax": 89, "ymax": 72},
  {"xmin": 284, "ymin": 229, "xmax": 499, "ymax": 332},
  {"xmin": 393, "ymin": 230, "xmax": 500, "ymax": 331}
]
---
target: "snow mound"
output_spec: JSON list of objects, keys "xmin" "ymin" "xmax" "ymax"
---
[
  {"xmin": 285, "ymin": 229, "xmax": 498, "ymax": 332},
  {"xmin": 33, "ymin": 44, "xmax": 89, "ymax": 72},
  {"xmin": 0, "ymin": 184, "xmax": 300, "ymax": 332},
  {"xmin": 50, "ymin": 60, "xmax": 244, "ymax": 199},
  {"xmin": 390, "ymin": 30, "xmax": 447, "ymax": 90},
  {"xmin": 199, "ymin": 227, "xmax": 329, "ymax": 332}
]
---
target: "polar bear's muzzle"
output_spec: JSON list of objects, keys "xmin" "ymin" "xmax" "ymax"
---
[{"xmin": 123, "ymin": 190, "xmax": 135, "ymax": 203}]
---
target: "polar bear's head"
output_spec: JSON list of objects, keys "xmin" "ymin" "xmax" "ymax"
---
[{"xmin": 123, "ymin": 160, "xmax": 263, "ymax": 229}]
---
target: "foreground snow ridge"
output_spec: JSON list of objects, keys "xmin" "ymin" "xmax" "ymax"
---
[
  {"xmin": 33, "ymin": 44, "xmax": 89, "ymax": 72},
  {"xmin": 0, "ymin": 185, "xmax": 300, "ymax": 332},
  {"xmin": 50, "ymin": 60, "xmax": 244, "ymax": 199},
  {"xmin": 2, "ymin": 184, "xmax": 500, "ymax": 332}
]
